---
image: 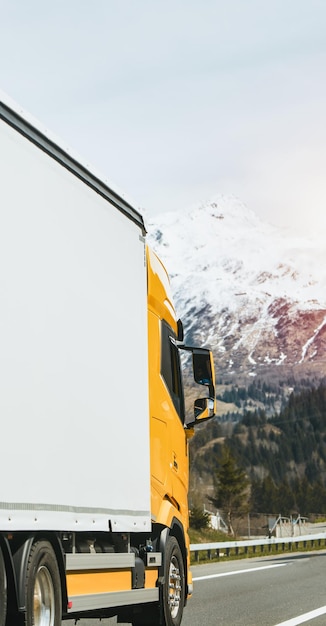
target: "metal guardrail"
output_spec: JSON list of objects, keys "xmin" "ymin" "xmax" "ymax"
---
[{"xmin": 190, "ymin": 532, "xmax": 326, "ymax": 561}]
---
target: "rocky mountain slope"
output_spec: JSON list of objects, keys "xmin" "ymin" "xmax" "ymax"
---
[{"xmin": 146, "ymin": 196, "xmax": 326, "ymax": 382}]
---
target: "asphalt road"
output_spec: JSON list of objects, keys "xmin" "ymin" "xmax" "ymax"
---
[{"xmin": 63, "ymin": 550, "xmax": 326, "ymax": 625}]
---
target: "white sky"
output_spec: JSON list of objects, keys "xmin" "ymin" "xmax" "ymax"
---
[{"xmin": 1, "ymin": 0, "xmax": 325, "ymax": 238}]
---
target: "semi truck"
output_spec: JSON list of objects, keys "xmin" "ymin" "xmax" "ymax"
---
[{"xmin": 0, "ymin": 92, "xmax": 216, "ymax": 626}]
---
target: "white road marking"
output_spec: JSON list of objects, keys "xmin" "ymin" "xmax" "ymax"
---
[
  {"xmin": 193, "ymin": 562, "xmax": 288, "ymax": 581},
  {"xmin": 274, "ymin": 605, "xmax": 326, "ymax": 625}
]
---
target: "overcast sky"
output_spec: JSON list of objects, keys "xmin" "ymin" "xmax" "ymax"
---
[{"xmin": 1, "ymin": 0, "xmax": 325, "ymax": 238}]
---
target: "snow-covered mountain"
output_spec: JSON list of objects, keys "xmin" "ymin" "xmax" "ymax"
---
[{"xmin": 146, "ymin": 195, "xmax": 326, "ymax": 381}]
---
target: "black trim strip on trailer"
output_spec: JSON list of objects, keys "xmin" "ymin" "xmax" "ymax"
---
[{"xmin": 0, "ymin": 101, "xmax": 146, "ymax": 235}]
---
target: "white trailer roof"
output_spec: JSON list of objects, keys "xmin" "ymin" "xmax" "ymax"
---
[{"xmin": 0, "ymin": 90, "xmax": 146, "ymax": 235}]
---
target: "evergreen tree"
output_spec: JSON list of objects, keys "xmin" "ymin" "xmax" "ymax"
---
[
  {"xmin": 276, "ymin": 479, "xmax": 296, "ymax": 515},
  {"xmin": 189, "ymin": 505, "xmax": 210, "ymax": 530},
  {"xmin": 251, "ymin": 475, "xmax": 278, "ymax": 513},
  {"xmin": 210, "ymin": 445, "xmax": 249, "ymax": 536}
]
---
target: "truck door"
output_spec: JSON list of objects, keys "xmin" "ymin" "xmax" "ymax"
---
[{"xmin": 160, "ymin": 322, "xmax": 188, "ymax": 513}]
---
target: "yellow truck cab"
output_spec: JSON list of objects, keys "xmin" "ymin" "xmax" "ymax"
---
[{"xmin": 147, "ymin": 246, "xmax": 215, "ymax": 626}]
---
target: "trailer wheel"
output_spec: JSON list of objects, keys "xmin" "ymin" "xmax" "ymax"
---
[
  {"xmin": 23, "ymin": 541, "xmax": 61, "ymax": 626},
  {"xmin": 161, "ymin": 536, "xmax": 185, "ymax": 626},
  {"xmin": 0, "ymin": 548, "xmax": 7, "ymax": 626}
]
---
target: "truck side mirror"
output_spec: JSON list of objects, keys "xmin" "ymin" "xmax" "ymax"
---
[
  {"xmin": 194, "ymin": 397, "xmax": 215, "ymax": 422},
  {"xmin": 191, "ymin": 350, "xmax": 216, "ymax": 425},
  {"xmin": 193, "ymin": 351, "xmax": 212, "ymax": 386},
  {"xmin": 193, "ymin": 350, "xmax": 215, "ymax": 397},
  {"xmin": 179, "ymin": 344, "xmax": 216, "ymax": 428}
]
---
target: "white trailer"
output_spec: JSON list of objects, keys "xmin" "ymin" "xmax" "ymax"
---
[
  {"xmin": 0, "ymin": 92, "xmax": 150, "ymax": 534},
  {"xmin": 0, "ymin": 92, "xmax": 216, "ymax": 626}
]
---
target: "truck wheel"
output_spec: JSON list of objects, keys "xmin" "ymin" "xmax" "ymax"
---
[
  {"xmin": 131, "ymin": 536, "xmax": 185, "ymax": 626},
  {"xmin": 0, "ymin": 548, "xmax": 7, "ymax": 626},
  {"xmin": 161, "ymin": 536, "xmax": 185, "ymax": 626},
  {"xmin": 23, "ymin": 541, "xmax": 61, "ymax": 626}
]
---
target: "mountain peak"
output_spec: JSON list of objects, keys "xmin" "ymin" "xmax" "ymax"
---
[
  {"xmin": 147, "ymin": 195, "xmax": 326, "ymax": 381},
  {"xmin": 196, "ymin": 194, "xmax": 257, "ymax": 223}
]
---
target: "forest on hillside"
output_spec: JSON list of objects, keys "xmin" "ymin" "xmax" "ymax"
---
[{"xmin": 190, "ymin": 381, "xmax": 326, "ymax": 515}]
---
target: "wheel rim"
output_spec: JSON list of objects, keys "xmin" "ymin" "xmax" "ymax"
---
[
  {"xmin": 33, "ymin": 565, "xmax": 55, "ymax": 626},
  {"xmin": 168, "ymin": 555, "xmax": 182, "ymax": 619}
]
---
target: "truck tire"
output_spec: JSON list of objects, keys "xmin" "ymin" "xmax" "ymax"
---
[
  {"xmin": 131, "ymin": 536, "xmax": 185, "ymax": 626},
  {"xmin": 161, "ymin": 536, "xmax": 185, "ymax": 626},
  {"xmin": 0, "ymin": 548, "xmax": 6, "ymax": 626},
  {"xmin": 23, "ymin": 541, "xmax": 61, "ymax": 626}
]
